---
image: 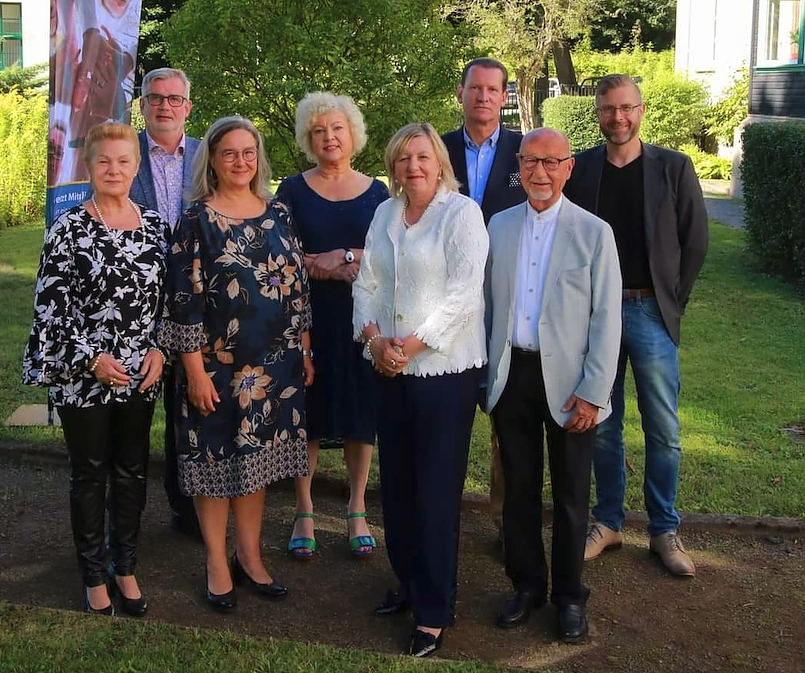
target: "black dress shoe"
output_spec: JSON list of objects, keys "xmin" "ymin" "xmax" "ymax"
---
[
  {"xmin": 83, "ymin": 585, "xmax": 115, "ymax": 616},
  {"xmin": 170, "ymin": 512, "xmax": 203, "ymax": 541},
  {"xmin": 557, "ymin": 603, "xmax": 589, "ymax": 643},
  {"xmin": 374, "ymin": 589, "xmax": 411, "ymax": 616},
  {"xmin": 408, "ymin": 628, "xmax": 444, "ymax": 658},
  {"xmin": 496, "ymin": 590, "xmax": 546, "ymax": 628},
  {"xmin": 108, "ymin": 564, "xmax": 148, "ymax": 617},
  {"xmin": 205, "ymin": 570, "xmax": 237, "ymax": 612},
  {"xmin": 230, "ymin": 553, "xmax": 288, "ymax": 600}
]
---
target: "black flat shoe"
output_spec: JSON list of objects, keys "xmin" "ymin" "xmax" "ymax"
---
[
  {"xmin": 83, "ymin": 585, "xmax": 115, "ymax": 616},
  {"xmin": 108, "ymin": 564, "xmax": 148, "ymax": 617},
  {"xmin": 557, "ymin": 603, "xmax": 589, "ymax": 644},
  {"xmin": 205, "ymin": 569, "xmax": 237, "ymax": 612},
  {"xmin": 230, "ymin": 553, "xmax": 288, "ymax": 600},
  {"xmin": 496, "ymin": 590, "xmax": 547, "ymax": 628},
  {"xmin": 374, "ymin": 589, "xmax": 411, "ymax": 616},
  {"xmin": 408, "ymin": 628, "xmax": 444, "ymax": 658}
]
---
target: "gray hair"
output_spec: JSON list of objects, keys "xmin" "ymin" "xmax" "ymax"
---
[
  {"xmin": 187, "ymin": 116, "xmax": 272, "ymax": 203},
  {"xmin": 294, "ymin": 91, "xmax": 367, "ymax": 163},
  {"xmin": 383, "ymin": 122, "xmax": 459, "ymax": 198},
  {"xmin": 142, "ymin": 67, "xmax": 191, "ymax": 98}
]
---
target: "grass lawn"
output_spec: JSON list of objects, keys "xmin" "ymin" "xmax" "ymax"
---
[
  {"xmin": 0, "ymin": 603, "xmax": 519, "ymax": 673},
  {"xmin": 1, "ymin": 221, "xmax": 804, "ymax": 518}
]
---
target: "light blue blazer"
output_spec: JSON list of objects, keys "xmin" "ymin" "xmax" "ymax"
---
[{"xmin": 484, "ymin": 197, "xmax": 622, "ymax": 426}]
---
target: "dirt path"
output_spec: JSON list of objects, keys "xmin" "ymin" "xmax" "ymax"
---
[{"xmin": 0, "ymin": 461, "xmax": 803, "ymax": 672}]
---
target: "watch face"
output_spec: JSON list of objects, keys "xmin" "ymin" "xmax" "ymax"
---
[{"xmin": 345, "ymin": 250, "xmax": 355, "ymax": 263}]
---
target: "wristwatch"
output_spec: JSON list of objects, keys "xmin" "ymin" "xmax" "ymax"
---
[
  {"xmin": 344, "ymin": 249, "xmax": 355, "ymax": 264},
  {"xmin": 302, "ymin": 348, "xmax": 314, "ymax": 359}
]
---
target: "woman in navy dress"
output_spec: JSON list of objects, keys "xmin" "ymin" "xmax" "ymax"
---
[
  {"xmin": 276, "ymin": 92, "xmax": 387, "ymax": 559},
  {"xmin": 159, "ymin": 116, "xmax": 313, "ymax": 611}
]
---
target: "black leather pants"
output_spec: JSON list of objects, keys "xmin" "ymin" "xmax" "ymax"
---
[{"xmin": 59, "ymin": 393, "xmax": 155, "ymax": 586}]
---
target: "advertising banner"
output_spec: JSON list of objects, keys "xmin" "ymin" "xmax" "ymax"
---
[{"xmin": 47, "ymin": 0, "xmax": 143, "ymax": 226}]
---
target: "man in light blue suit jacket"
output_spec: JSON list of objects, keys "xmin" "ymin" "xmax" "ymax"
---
[
  {"xmin": 484, "ymin": 128, "xmax": 621, "ymax": 644},
  {"xmin": 133, "ymin": 68, "xmax": 200, "ymax": 539}
]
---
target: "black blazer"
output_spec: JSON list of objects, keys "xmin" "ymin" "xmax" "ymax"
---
[
  {"xmin": 564, "ymin": 142, "xmax": 708, "ymax": 345},
  {"xmin": 442, "ymin": 126, "xmax": 525, "ymax": 225}
]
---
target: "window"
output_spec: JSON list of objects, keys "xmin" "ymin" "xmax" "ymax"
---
[
  {"xmin": 0, "ymin": 3, "xmax": 22, "ymax": 70},
  {"xmin": 757, "ymin": 0, "xmax": 805, "ymax": 66}
]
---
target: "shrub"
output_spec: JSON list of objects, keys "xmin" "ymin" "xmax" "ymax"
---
[
  {"xmin": 705, "ymin": 67, "xmax": 749, "ymax": 145},
  {"xmin": 679, "ymin": 143, "xmax": 732, "ymax": 180},
  {"xmin": 571, "ymin": 45, "xmax": 676, "ymax": 84},
  {"xmin": 741, "ymin": 121, "xmax": 805, "ymax": 283},
  {"xmin": 541, "ymin": 95, "xmax": 602, "ymax": 152},
  {"xmin": 640, "ymin": 72, "xmax": 707, "ymax": 149},
  {"xmin": 0, "ymin": 90, "xmax": 47, "ymax": 228}
]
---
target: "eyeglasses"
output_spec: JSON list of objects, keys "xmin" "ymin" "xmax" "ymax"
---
[
  {"xmin": 143, "ymin": 93, "xmax": 188, "ymax": 107},
  {"xmin": 516, "ymin": 154, "xmax": 571, "ymax": 172},
  {"xmin": 219, "ymin": 148, "xmax": 258, "ymax": 163},
  {"xmin": 596, "ymin": 104, "xmax": 642, "ymax": 117}
]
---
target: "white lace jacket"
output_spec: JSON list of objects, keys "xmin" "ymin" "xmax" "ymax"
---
[{"xmin": 352, "ymin": 188, "xmax": 489, "ymax": 377}]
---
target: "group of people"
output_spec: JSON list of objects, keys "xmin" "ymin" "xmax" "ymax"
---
[{"xmin": 22, "ymin": 56, "xmax": 708, "ymax": 658}]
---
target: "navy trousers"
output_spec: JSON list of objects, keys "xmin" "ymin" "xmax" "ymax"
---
[{"xmin": 377, "ymin": 367, "xmax": 481, "ymax": 628}]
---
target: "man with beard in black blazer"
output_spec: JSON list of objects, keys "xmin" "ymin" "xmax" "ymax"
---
[{"xmin": 442, "ymin": 57, "xmax": 526, "ymax": 547}]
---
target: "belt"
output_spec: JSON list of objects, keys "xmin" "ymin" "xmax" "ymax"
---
[
  {"xmin": 622, "ymin": 288, "xmax": 654, "ymax": 299},
  {"xmin": 511, "ymin": 347, "xmax": 540, "ymax": 357}
]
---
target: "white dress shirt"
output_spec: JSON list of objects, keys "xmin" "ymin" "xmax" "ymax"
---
[
  {"xmin": 353, "ymin": 188, "xmax": 489, "ymax": 377},
  {"xmin": 512, "ymin": 195, "xmax": 562, "ymax": 351}
]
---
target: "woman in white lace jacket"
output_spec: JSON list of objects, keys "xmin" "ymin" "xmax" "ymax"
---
[{"xmin": 352, "ymin": 122, "xmax": 488, "ymax": 658}]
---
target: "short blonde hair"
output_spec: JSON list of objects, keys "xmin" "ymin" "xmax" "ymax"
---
[
  {"xmin": 384, "ymin": 122, "xmax": 459, "ymax": 198},
  {"xmin": 83, "ymin": 122, "xmax": 140, "ymax": 168},
  {"xmin": 295, "ymin": 91, "xmax": 367, "ymax": 163},
  {"xmin": 187, "ymin": 116, "xmax": 272, "ymax": 203}
]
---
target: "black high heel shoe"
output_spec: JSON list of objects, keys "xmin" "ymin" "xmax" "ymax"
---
[
  {"xmin": 230, "ymin": 552, "xmax": 288, "ymax": 600},
  {"xmin": 205, "ymin": 568, "xmax": 237, "ymax": 612},
  {"xmin": 409, "ymin": 627, "xmax": 444, "ymax": 658},
  {"xmin": 108, "ymin": 563, "xmax": 148, "ymax": 617},
  {"xmin": 83, "ymin": 584, "xmax": 115, "ymax": 616}
]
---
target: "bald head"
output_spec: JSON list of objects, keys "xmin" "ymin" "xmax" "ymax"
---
[{"xmin": 517, "ymin": 127, "xmax": 574, "ymax": 212}]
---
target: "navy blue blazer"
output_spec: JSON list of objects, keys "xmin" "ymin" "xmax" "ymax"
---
[
  {"xmin": 564, "ymin": 142, "xmax": 708, "ymax": 345},
  {"xmin": 442, "ymin": 125, "xmax": 525, "ymax": 225},
  {"xmin": 130, "ymin": 131, "xmax": 200, "ymax": 221}
]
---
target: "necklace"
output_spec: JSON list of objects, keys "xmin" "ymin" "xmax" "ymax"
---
[
  {"xmin": 92, "ymin": 196, "xmax": 146, "ymax": 263},
  {"xmin": 402, "ymin": 200, "xmax": 415, "ymax": 229}
]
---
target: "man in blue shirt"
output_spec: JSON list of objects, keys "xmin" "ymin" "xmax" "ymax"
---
[{"xmin": 442, "ymin": 57, "xmax": 526, "ymax": 545}]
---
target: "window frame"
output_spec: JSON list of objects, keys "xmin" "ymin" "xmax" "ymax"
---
[
  {"xmin": 0, "ymin": 2, "xmax": 23, "ymax": 71},
  {"xmin": 755, "ymin": 0, "xmax": 805, "ymax": 70}
]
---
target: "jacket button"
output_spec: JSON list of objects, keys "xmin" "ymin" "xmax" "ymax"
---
[
  {"xmin": 396, "ymin": 314, "xmax": 403, "ymax": 321},
  {"xmin": 506, "ymin": 340, "xmax": 511, "ymax": 347}
]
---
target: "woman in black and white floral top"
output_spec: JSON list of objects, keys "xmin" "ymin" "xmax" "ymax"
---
[{"xmin": 22, "ymin": 122, "xmax": 168, "ymax": 617}]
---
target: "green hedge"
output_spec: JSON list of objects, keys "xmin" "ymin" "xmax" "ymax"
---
[
  {"xmin": 742, "ymin": 121, "xmax": 805, "ymax": 283},
  {"xmin": 679, "ymin": 143, "xmax": 732, "ymax": 180},
  {"xmin": 541, "ymin": 95, "xmax": 602, "ymax": 152},
  {"xmin": 0, "ymin": 91, "xmax": 47, "ymax": 228}
]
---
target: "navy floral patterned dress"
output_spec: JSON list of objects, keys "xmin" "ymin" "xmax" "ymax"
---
[{"xmin": 159, "ymin": 200, "xmax": 311, "ymax": 499}]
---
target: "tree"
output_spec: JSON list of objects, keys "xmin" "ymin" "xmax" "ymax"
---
[
  {"xmin": 0, "ymin": 62, "xmax": 47, "ymax": 96},
  {"xmin": 163, "ymin": 0, "xmax": 475, "ymax": 176},
  {"xmin": 447, "ymin": 0, "xmax": 595, "ymax": 133},
  {"xmin": 583, "ymin": 0, "xmax": 677, "ymax": 52},
  {"xmin": 135, "ymin": 0, "xmax": 188, "ymax": 91}
]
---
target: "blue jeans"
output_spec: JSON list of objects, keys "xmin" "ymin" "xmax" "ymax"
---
[{"xmin": 592, "ymin": 296, "xmax": 681, "ymax": 537}]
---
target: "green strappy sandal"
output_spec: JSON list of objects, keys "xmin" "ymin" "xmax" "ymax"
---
[
  {"xmin": 288, "ymin": 512, "xmax": 317, "ymax": 560},
  {"xmin": 346, "ymin": 511, "xmax": 377, "ymax": 559}
]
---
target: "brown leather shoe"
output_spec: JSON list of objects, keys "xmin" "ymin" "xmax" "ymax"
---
[
  {"xmin": 649, "ymin": 531, "xmax": 696, "ymax": 577},
  {"xmin": 584, "ymin": 523, "xmax": 623, "ymax": 561}
]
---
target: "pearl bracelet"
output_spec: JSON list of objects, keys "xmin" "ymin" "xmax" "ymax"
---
[
  {"xmin": 151, "ymin": 348, "xmax": 167, "ymax": 365},
  {"xmin": 89, "ymin": 356, "xmax": 101, "ymax": 373},
  {"xmin": 364, "ymin": 333, "xmax": 381, "ymax": 361}
]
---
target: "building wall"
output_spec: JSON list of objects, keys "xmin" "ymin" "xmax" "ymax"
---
[
  {"xmin": 675, "ymin": 0, "xmax": 755, "ymax": 100},
  {"xmin": 19, "ymin": 0, "xmax": 48, "ymax": 67},
  {"xmin": 750, "ymin": 69, "xmax": 805, "ymax": 117}
]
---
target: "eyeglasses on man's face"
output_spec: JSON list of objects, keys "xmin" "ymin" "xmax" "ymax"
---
[
  {"xmin": 596, "ymin": 103, "xmax": 642, "ymax": 118},
  {"xmin": 516, "ymin": 154, "xmax": 571, "ymax": 172},
  {"xmin": 144, "ymin": 93, "xmax": 188, "ymax": 107},
  {"xmin": 218, "ymin": 148, "xmax": 258, "ymax": 163}
]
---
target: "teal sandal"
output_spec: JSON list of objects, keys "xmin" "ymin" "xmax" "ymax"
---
[
  {"xmin": 288, "ymin": 512, "xmax": 317, "ymax": 560},
  {"xmin": 346, "ymin": 511, "xmax": 377, "ymax": 559}
]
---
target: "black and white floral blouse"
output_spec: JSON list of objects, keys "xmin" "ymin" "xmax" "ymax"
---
[{"xmin": 22, "ymin": 203, "xmax": 169, "ymax": 407}]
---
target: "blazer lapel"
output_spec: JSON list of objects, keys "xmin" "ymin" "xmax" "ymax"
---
[
  {"xmin": 504, "ymin": 203, "xmax": 527, "ymax": 321},
  {"xmin": 540, "ymin": 200, "xmax": 575, "ymax": 311},
  {"xmin": 136, "ymin": 133, "xmax": 158, "ymax": 212},
  {"xmin": 641, "ymin": 143, "xmax": 663, "ymax": 257},
  {"xmin": 483, "ymin": 129, "xmax": 515, "ymax": 210},
  {"xmin": 448, "ymin": 129, "xmax": 469, "ymax": 198}
]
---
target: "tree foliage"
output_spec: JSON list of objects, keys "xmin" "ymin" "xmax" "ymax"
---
[
  {"xmin": 640, "ymin": 71, "xmax": 707, "ymax": 149},
  {"xmin": 163, "ymin": 0, "xmax": 474, "ymax": 177},
  {"xmin": 135, "ymin": 0, "xmax": 188, "ymax": 91},
  {"xmin": 704, "ymin": 67, "xmax": 749, "ymax": 145},
  {"xmin": 447, "ymin": 0, "xmax": 595, "ymax": 132},
  {"xmin": 0, "ymin": 62, "xmax": 48, "ymax": 96},
  {"xmin": 582, "ymin": 0, "xmax": 677, "ymax": 52}
]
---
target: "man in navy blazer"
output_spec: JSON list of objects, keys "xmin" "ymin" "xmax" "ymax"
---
[
  {"xmin": 564, "ymin": 75, "xmax": 708, "ymax": 577},
  {"xmin": 133, "ymin": 67, "xmax": 200, "ymax": 538},
  {"xmin": 442, "ymin": 58, "xmax": 526, "ymax": 543}
]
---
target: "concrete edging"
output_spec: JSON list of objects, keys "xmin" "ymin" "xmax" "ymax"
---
[{"xmin": 1, "ymin": 439, "xmax": 802, "ymax": 535}]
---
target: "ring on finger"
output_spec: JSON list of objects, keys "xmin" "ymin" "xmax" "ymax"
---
[{"xmin": 389, "ymin": 359, "xmax": 397, "ymax": 367}]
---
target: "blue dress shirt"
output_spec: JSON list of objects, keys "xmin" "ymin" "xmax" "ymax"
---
[{"xmin": 463, "ymin": 124, "xmax": 501, "ymax": 207}]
